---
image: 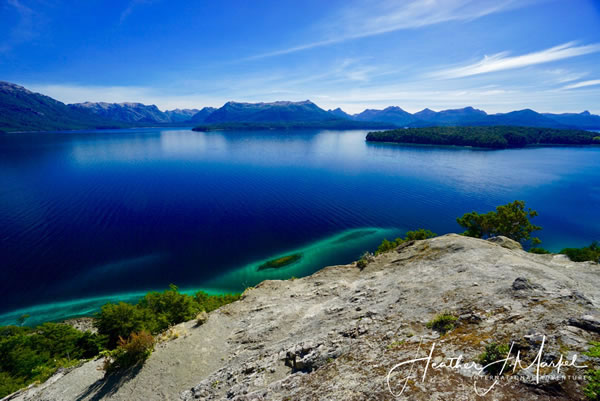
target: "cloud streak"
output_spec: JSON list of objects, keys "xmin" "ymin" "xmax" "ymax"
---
[
  {"xmin": 430, "ymin": 42, "xmax": 600, "ymax": 79},
  {"xmin": 0, "ymin": 0, "xmax": 35, "ymax": 53},
  {"xmin": 246, "ymin": 0, "xmax": 528, "ymax": 60},
  {"xmin": 561, "ymin": 79, "xmax": 600, "ymax": 90}
]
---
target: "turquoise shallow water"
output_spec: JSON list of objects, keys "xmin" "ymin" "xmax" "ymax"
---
[
  {"xmin": 203, "ymin": 227, "xmax": 399, "ymax": 291},
  {"xmin": 0, "ymin": 227, "xmax": 399, "ymax": 326},
  {"xmin": 0, "ymin": 128, "xmax": 599, "ymax": 325}
]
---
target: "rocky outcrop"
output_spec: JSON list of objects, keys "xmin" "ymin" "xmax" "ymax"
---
[{"xmin": 8, "ymin": 235, "xmax": 599, "ymax": 401}]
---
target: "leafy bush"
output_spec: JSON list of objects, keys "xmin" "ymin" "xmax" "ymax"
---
[
  {"xmin": 594, "ymin": 136, "xmax": 600, "ymax": 143},
  {"xmin": 585, "ymin": 342, "xmax": 600, "ymax": 400},
  {"xmin": 96, "ymin": 286, "xmax": 241, "ymax": 348},
  {"xmin": 585, "ymin": 369, "xmax": 600, "ymax": 400},
  {"xmin": 426, "ymin": 313, "xmax": 458, "ymax": 335},
  {"xmin": 95, "ymin": 302, "xmax": 157, "ymax": 348},
  {"xmin": 478, "ymin": 343, "xmax": 510, "ymax": 376},
  {"xmin": 0, "ymin": 286, "xmax": 238, "ymax": 396},
  {"xmin": 457, "ymin": 200, "xmax": 541, "ymax": 245},
  {"xmin": 103, "ymin": 331, "xmax": 154, "ymax": 373},
  {"xmin": 405, "ymin": 229, "xmax": 437, "ymax": 241},
  {"xmin": 356, "ymin": 252, "xmax": 373, "ymax": 269},
  {"xmin": 138, "ymin": 284, "xmax": 200, "ymax": 333},
  {"xmin": 194, "ymin": 291, "xmax": 241, "ymax": 313},
  {"xmin": 375, "ymin": 229, "xmax": 437, "ymax": 255},
  {"xmin": 529, "ymin": 247, "xmax": 551, "ymax": 254},
  {"xmin": 376, "ymin": 238, "xmax": 398, "ymax": 255},
  {"xmin": 560, "ymin": 242, "xmax": 600, "ymax": 263},
  {"xmin": 586, "ymin": 342, "xmax": 600, "ymax": 358},
  {"xmin": 0, "ymin": 323, "xmax": 105, "ymax": 398}
]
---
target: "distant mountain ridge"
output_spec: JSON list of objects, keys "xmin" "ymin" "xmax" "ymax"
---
[
  {"xmin": 188, "ymin": 107, "xmax": 217, "ymax": 123},
  {"xmin": 204, "ymin": 100, "xmax": 335, "ymax": 123},
  {"xmin": 164, "ymin": 108, "xmax": 200, "ymax": 122},
  {"xmin": 0, "ymin": 82, "xmax": 120, "ymax": 132},
  {"xmin": 541, "ymin": 110, "xmax": 600, "ymax": 130},
  {"xmin": 354, "ymin": 106, "xmax": 416, "ymax": 126},
  {"xmin": 350, "ymin": 106, "xmax": 600, "ymax": 130},
  {"xmin": 70, "ymin": 102, "xmax": 172, "ymax": 124},
  {"xmin": 1, "ymin": 81, "xmax": 599, "ymax": 132}
]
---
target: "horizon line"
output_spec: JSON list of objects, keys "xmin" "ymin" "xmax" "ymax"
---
[{"xmin": 4, "ymin": 80, "xmax": 598, "ymax": 116}]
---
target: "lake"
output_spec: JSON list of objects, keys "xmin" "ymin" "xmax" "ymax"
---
[{"xmin": 1, "ymin": 127, "xmax": 599, "ymax": 325}]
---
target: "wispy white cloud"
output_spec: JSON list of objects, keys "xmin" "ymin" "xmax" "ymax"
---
[
  {"xmin": 0, "ymin": 0, "xmax": 35, "ymax": 53},
  {"xmin": 430, "ymin": 42, "xmax": 600, "ymax": 79},
  {"xmin": 246, "ymin": 0, "xmax": 532, "ymax": 60},
  {"xmin": 561, "ymin": 79, "xmax": 600, "ymax": 90},
  {"xmin": 21, "ymin": 59, "xmax": 384, "ymax": 109},
  {"xmin": 544, "ymin": 69, "xmax": 588, "ymax": 84}
]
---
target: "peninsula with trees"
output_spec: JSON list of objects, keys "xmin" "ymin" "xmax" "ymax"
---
[{"xmin": 366, "ymin": 126, "xmax": 600, "ymax": 149}]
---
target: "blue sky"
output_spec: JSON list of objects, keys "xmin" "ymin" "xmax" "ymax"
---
[{"xmin": 1, "ymin": 0, "xmax": 599, "ymax": 113}]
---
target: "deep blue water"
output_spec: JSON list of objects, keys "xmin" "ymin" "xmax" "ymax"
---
[{"xmin": 0, "ymin": 128, "xmax": 599, "ymax": 325}]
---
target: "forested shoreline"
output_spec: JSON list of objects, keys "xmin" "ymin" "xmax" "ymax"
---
[{"xmin": 366, "ymin": 126, "xmax": 600, "ymax": 149}]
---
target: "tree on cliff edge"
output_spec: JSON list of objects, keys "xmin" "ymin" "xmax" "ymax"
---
[{"xmin": 457, "ymin": 200, "xmax": 541, "ymax": 245}]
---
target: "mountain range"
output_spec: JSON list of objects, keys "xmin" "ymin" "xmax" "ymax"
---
[{"xmin": 1, "ymin": 81, "xmax": 599, "ymax": 132}]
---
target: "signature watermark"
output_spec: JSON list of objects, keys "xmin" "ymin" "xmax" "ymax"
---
[{"xmin": 386, "ymin": 336, "xmax": 588, "ymax": 397}]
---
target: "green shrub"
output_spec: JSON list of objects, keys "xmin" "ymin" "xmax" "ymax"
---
[
  {"xmin": 585, "ymin": 369, "xmax": 600, "ymax": 400},
  {"xmin": 405, "ymin": 229, "xmax": 437, "ymax": 241},
  {"xmin": 356, "ymin": 252, "xmax": 373, "ymax": 269},
  {"xmin": 594, "ymin": 136, "xmax": 600, "ymax": 143},
  {"xmin": 426, "ymin": 313, "xmax": 458, "ymax": 335},
  {"xmin": 457, "ymin": 200, "xmax": 541, "ymax": 245},
  {"xmin": 95, "ymin": 302, "xmax": 157, "ymax": 348},
  {"xmin": 560, "ymin": 242, "xmax": 600, "ymax": 263},
  {"xmin": 375, "ymin": 229, "xmax": 437, "ymax": 255},
  {"xmin": 586, "ymin": 342, "xmax": 600, "ymax": 358},
  {"xmin": 478, "ymin": 343, "xmax": 510, "ymax": 376},
  {"xmin": 96, "ymin": 285, "xmax": 241, "ymax": 348},
  {"xmin": 0, "ymin": 371, "xmax": 25, "ymax": 399},
  {"xmin": 138, "ymin": 284, "xmax": 200, "ymax": 332},
  {"xmin": 529, "ymin": 247, "xmax": 551, "ymax": 254},
  {"xmin": 0, "ymin": 323, "xmax": 105, "ymax": 398},
  {"xmin": 584, "ymin": 342, "xmax": 600, "ymax": 400},
  {"xmin": 194, "ymin": 291, "xmax": 241, "ymax": 313},
  {"xmin": 1, "ymin": 286, "xmax": 240, "ymax": 397},
  {"xmin": 376, "ymin": 238, "xmax": 398, "ymax": 255},
  {"xmin": 103, "ymin": 331, "xmax": 155, "ymax": 373}
]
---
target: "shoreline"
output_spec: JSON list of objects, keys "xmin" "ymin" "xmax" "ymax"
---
[
  {"xmin": 0, "ymin": 227, "xmax": 400, "ymax": 327},
  {"xmin": 366, "ymin": 139, "xmax": 600, "ymax": 151}
]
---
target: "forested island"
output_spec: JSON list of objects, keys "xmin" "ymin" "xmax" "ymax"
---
[
  {"xmin": 366, "ymin": 126, "xmax": 600, "ymax": 149},
  {"xmin": 191, "ymin": 120, "xmax": 394, "ymax": 131},
  {"xmin": 257, "ymin": 253, "xmax": 302, "ymax": 270}
]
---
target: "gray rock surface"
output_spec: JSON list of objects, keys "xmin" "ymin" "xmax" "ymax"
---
[{"xmin": 6, "ymin": 234, "xmax": 599, "ymax": 401}]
